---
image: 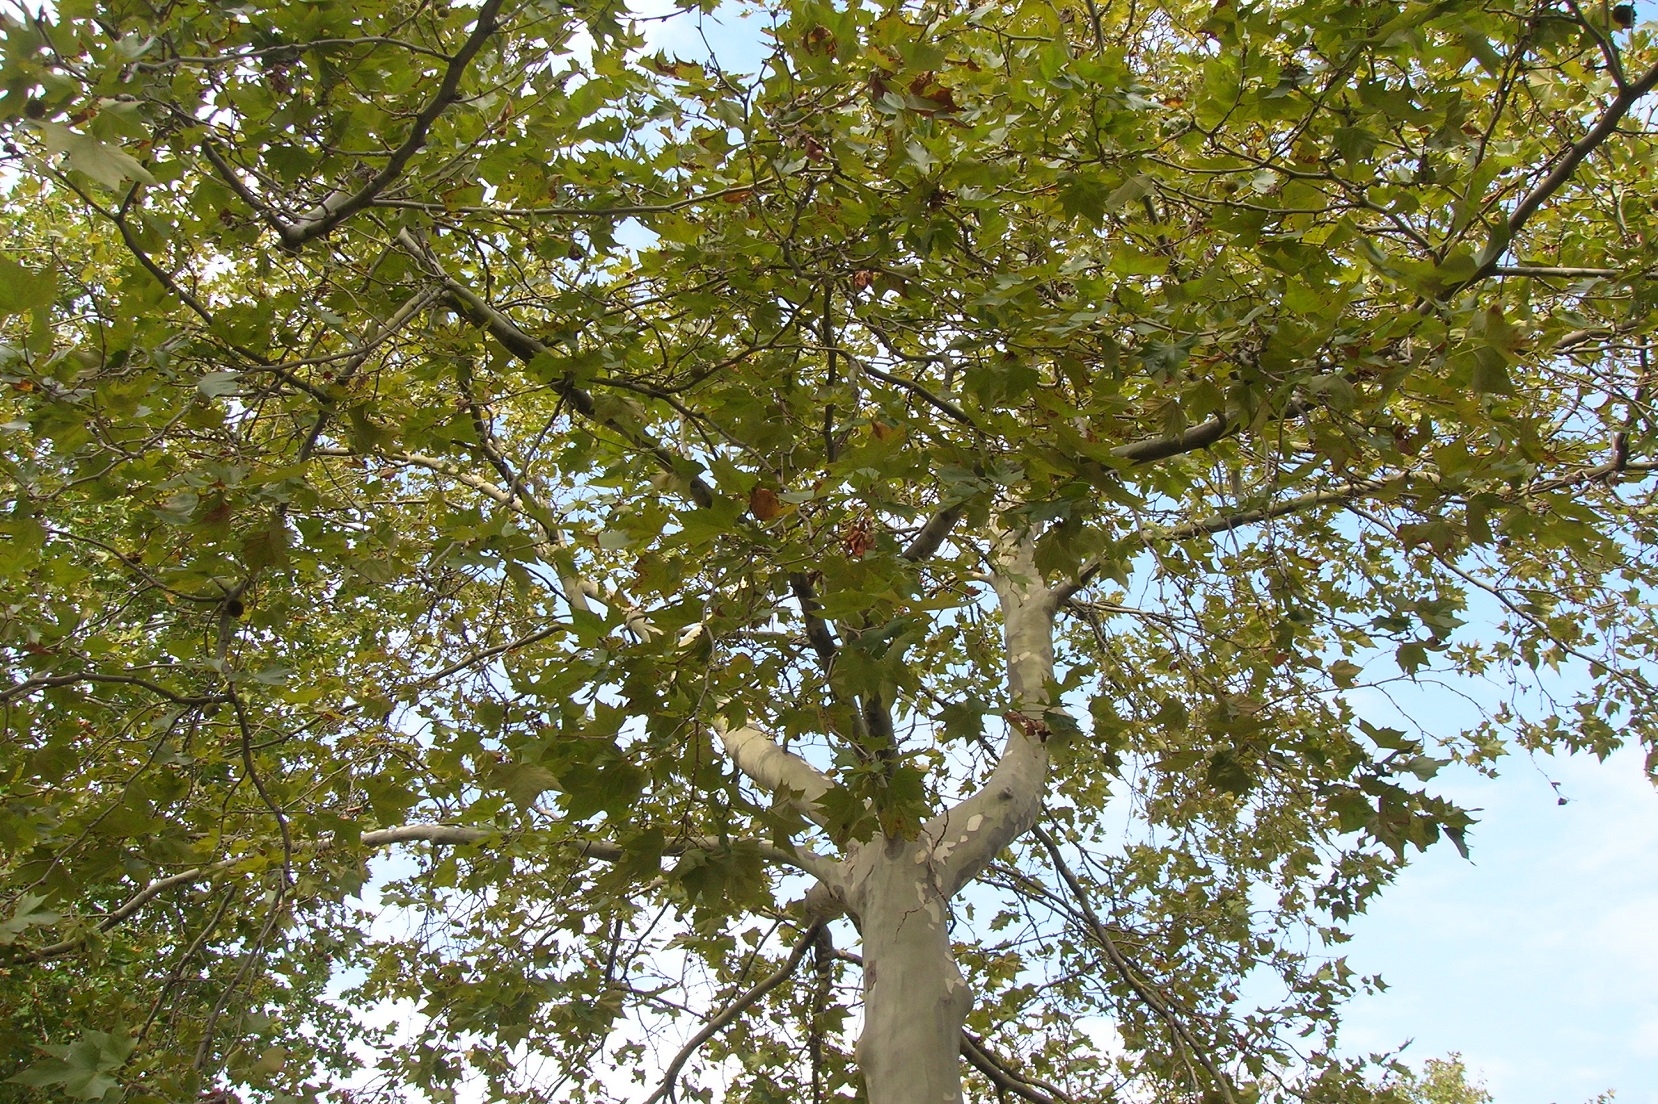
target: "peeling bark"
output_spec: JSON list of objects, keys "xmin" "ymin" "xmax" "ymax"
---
[
  {"xmin": 849, "ymin": 837, "xmax": 972, "ymax": 1104},
  {"xmin": 713, "ymin": 718, "xmax": 833, "ymax": 826},
  {"xmin": 932, "ymin": 531, "xmax": 1059, "ymax": 895},
  {"xmin": 697, "ymin": 532, "xmax": 1060, "ymax": 1103},
  {"xmin": 843, "ymin": 530, "xmax": 1062, "ymax": 1104}
]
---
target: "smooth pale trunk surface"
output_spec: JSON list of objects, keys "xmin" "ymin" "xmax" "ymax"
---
[{"xmin": 851, "ymin": 837, "xmax": 971, "ymax": 1104}]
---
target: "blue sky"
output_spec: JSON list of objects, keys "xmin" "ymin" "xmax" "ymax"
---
[{"xmin": 1339, "ymin": 744, "xmax": 1658, "ymax": 1104}]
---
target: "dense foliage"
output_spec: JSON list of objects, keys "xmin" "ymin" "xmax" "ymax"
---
[{"xmin": 3, "ymin": 0, "xmax": 1657, "ymax": 1099}]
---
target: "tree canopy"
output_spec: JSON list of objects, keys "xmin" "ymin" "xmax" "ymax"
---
[{"xmin": 2, "ymin": 0, "xmax": 1657, "ymax": 1100}]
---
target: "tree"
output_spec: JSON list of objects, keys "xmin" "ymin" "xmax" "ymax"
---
[
  {"xmin": 2, "ymin": 0, "xmax": 1656, "ymax": 1099},
  {"xmin": 1389, "ymin": 1056, "xmax": 1492, "ymax": 1104},
  {"xmin": 1305, "ymin": 1053, "xmax": 1493, "ymax": 1104}
]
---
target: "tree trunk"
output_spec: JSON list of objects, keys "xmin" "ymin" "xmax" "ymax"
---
[
  {"xmin": 850, "ymin": 836, "xmax": 972, "ymax": 1104},
  {"xmin": 845, "ymin": 530, "xmax": 1060, "ymax": 1104},
  {"xmin": 716, "ymin": 531, "xmax": 1058, "ymax": 1103}
]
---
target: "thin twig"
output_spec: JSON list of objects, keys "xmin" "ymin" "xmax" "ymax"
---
[{"xmin": 641, "ymin": 923, "xmax": 824, "ymax": 1104}]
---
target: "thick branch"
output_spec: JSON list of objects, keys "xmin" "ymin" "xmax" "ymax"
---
[
  {"xmin": 904, "ymin": 504, "xmax": 965, "ymax": 562},
  {"xmin": 714, "ymin": 719, "xmax": 834, "ymax": 829},
  {"xmin": 358, "ymin": 824, "xmax": 491, "ymax": 847},
  {"xmin": 1110, "ymin": 413, "xmax": 1231, "ymax": 463},
  {"xmin": 930, "ymin": 532, "xmax": 1056, "ymax": 895}
]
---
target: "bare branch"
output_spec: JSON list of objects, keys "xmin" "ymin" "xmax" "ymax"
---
[
  {"xmin": 904, "ymin": 504, "xmax": 965, "ymax": 562},
  {"xmin": 642, "ymin": 923, "xmax": 824, "ymax": 1104},
  {"xmin": 714, "ymin": 719, "xmax": 834, "ymax": 829},
  {"xmin": 931, "ymin": 532, "xmax": 1056, "ymax": 894},
  {"xmin": 358, "ymin": 824, "xmax": 493, "ymax": 847},
  {"xmin": 1110, "ymin": 413, "xmax": 1231, "ymax": 464},
  {"xmin": 0, "ymin": 671, "xmax": 228, "ymax": 707},
  {"xmin": 961, "ymin": 1031, "xmax": 1078, "ymax": 1104}
]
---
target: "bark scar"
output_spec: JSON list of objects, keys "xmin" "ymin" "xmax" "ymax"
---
[{"xmin": 1002, "ymin": 709, "xmax": 1051, "ymax": 742}]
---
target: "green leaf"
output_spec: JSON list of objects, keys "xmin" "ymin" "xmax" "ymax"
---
[
  {"xmin": 495, "ymin": 762, "xmax": 560, "ymax": 811},
  {"xmin": 0, "ymin": 893, "xmax": 61, "ymax": 944},
  {"xmin": 1102, "ymin": 173, "xmax": 1156, "ymax": 211},
  {"xmin": 1058, "ymin": 176, "xmax": 1110, "ymax": 223},
  {"xmin": 8, "ymin": 1026, "xmax": 134, "ymax": 1100},
  {"xmin": 197, "ymin": 371, "xmax": 241, "ymax": 397},
  {"xmin": 0, "ymin": 252, "xmax": 56, "ymax": 314},
  {"xmin": 33, "ymin": 121, "xmax": 156, "ymax": 189}
]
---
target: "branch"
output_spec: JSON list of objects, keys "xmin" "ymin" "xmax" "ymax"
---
[
  {"xmin": 789, "ymin": 572, "xmax": 840, "ymax": 664},
  {"xmin": 409, "ymin": 622, "xmax": 567, "ymax": 686},
  {"xmin": 1157, "ymin": 475, "xmax": 1400, "ymax": 541},
  {"xmin": 714, "ymin": 719, "xmax": 834, "ymax": 829},
  {"xmin": 359, "ymin": 824, "xmax": 835, "ymax": 879},
  {"xmin": 1472, "ymin": 59, "xmax": 1658, "ymax": 280},
  {"xmin": 961, "ymin": 1030, "xmax": 1078, "ymax": 1104},
  {"xmin": 1491, "ymin": 265, "xmax": 1626, "ymax": 278},
  {"xmin": 4, "ymin": 824, "xmax": 830, "ymax": 965},
  {"xmin": 642, "ymin": 923, "xmax": 824, "ymax": 1104},
  {"xmin": 1152, "ymin": 449, "xmax": 1658, "ymax": 549},
  {"xmin": 854, "ymin": 355, "xmax": 979, "ymax": 428},
  {"xmin": 4, "ymin": 858, "xmax": 242, "ymax": 964},
  {"xmin": 0, "ymin": 671, "xmax": 229, "ymax": 707},
  {"xmin": 328, "ymin": 447, "xmax": 658, "ymax": 638},
  {"xmin": 277, "ymin": 0, "xmax": 506, "ymax": 248},
  {"xmin": 903, "ymin": 504, "xmax": 965, "ymax": 562},
  {"xmin": 1109, "ymin": 413, "xmax": 1232, "ymax": 463},
  {"xmin": 358, "ymin": 824, "xmax": 491, "ymax": 847},
  {"xmin": 394, "ymin": 229, "xmax": 717, "ymax": 509},
  {"xmin": 930, "ymin": 532, "xmax": 1056, "ymax": 894},
  {"xmin": 1031, "ymin": 825, "xmax": 1237, "ymax": 1104},
  {"xmin": 369, "ymin": 179, "xmax": 773, "ymax": 218}
]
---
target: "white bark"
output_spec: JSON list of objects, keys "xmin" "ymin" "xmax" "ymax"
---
[
  {"xmin": 713, "ymin": 718, "xmax": 834, "ymax": 827},
  {"xmin": 848, "ymin": 837, "xmax": 972, "ymax": 1104},
  {"xmin": 931, "ymin": 531, "xmax": 1059, "ymax": 894},
  {"xmin": 692, "ymin": 533, "xmax": 1060, "ymax": 1104},
  {"xmin": 844, "ymin": 530, "xmax": 1062, "ymax": 1104}
]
